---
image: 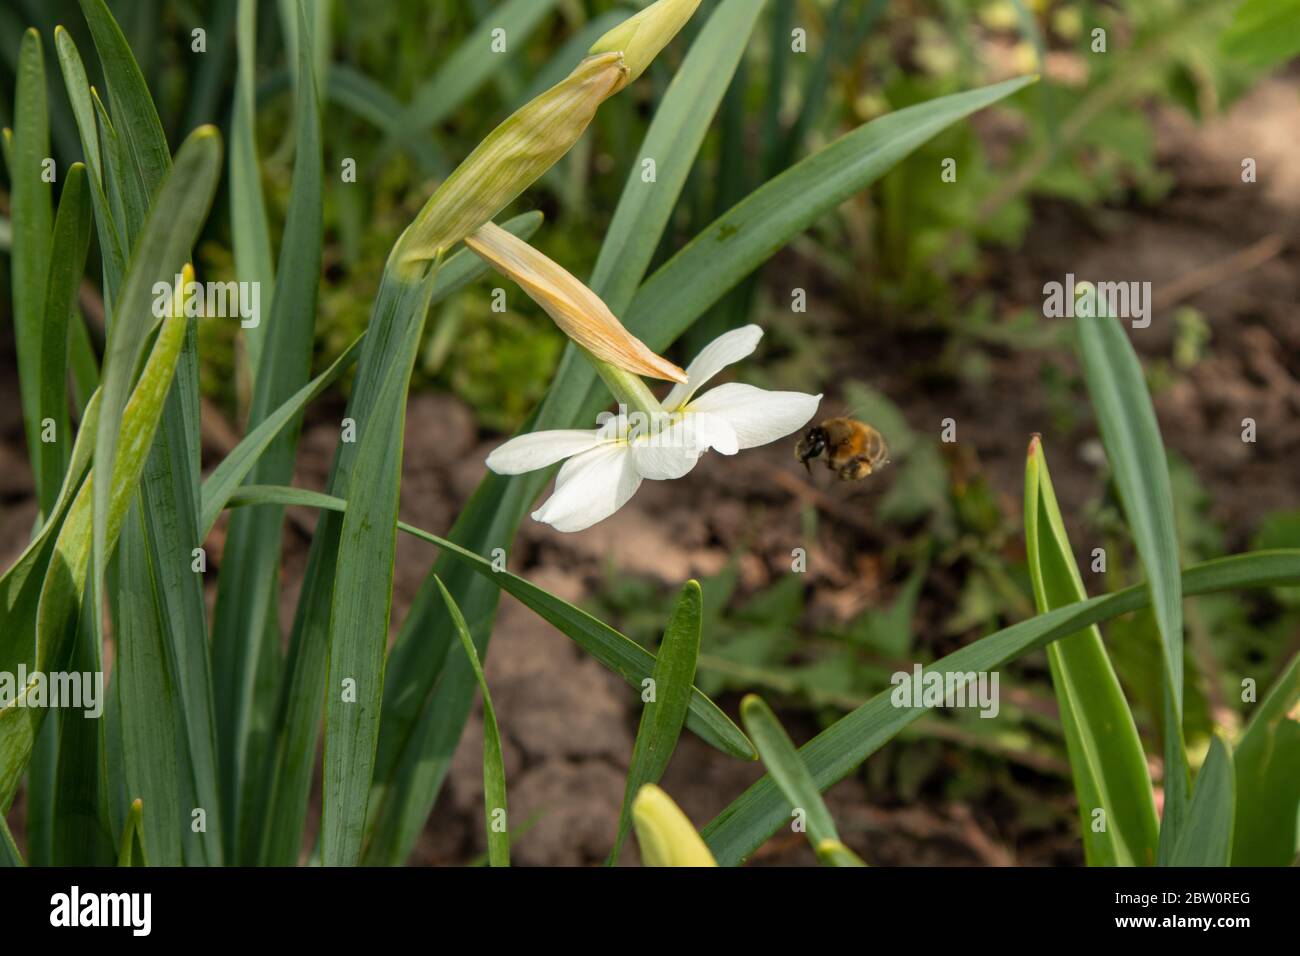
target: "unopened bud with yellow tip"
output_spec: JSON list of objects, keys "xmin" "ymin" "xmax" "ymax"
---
[
  {"xmin": 590, "ymin": 0, "xmax": 703, "ymax": 84},
  {"xmin": 393, "ymin": 53, "xmax": 626, "ymax": 272},
  {"xmin": 466, "ymin": 222, "xmax": 686, "ymax": 384},
  {"xmin": 631, "ymin": 784, "xmax": 718, "ymax": 867},
  {"xmin": 391, "ymin": 0, "xmax": 703, "ymax": 274}
]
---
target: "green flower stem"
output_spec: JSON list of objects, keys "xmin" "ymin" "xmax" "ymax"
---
[{"xmin": 587, "ymin": 350, "xmax": 665, "ymax": 417}]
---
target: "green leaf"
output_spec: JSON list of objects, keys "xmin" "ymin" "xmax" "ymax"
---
[
  {"xmin": 326, "ymin": 65, "xmax": 446, "ymax": 174},
  {"xmin": 52, "ymin": 27, "xmax": 102, "ymax": 186},
  {"xmin": 320, "ymin": 264, "xmax": 440, "ymax": 866},
  {"xmin": 116, "ymin": 798, "xmax": 147, "ymax": 867},
  {"xmin": 1025, "ymin": 437, "xmax": 1159, "ymax": 866},
  {"xmin": 589, "ymin": 0, "xmax": 769, "ymax": 313},
  {"xmin": 0, "ymin": 309, "xmax": 189, "ymax": 809},
  {"xmin": 700, "ymin": 550, "xmax": 1300, "ymax": 866},
  {"xmin": 1075, "ymin": 308, "xmax": 1187, "ymax": 862},
  {"xmin": 741, "ymin": 694, "xmax": 864, "ymax": 866},
  {"xmin": 78, "ymin": 0, "xmax": 170, "ymax": 199},
  {"xmin": 229, "ymin": 0, "xmax": 276, "ymax": 377},
  {"xmin": 212, "ymin": 0, "xmax": 324, "ymax": 865},
  {"xmin": 815, "ymin": 839, "xmax": 866, "ymax": 867},
  {"xmin": 1169, "ymin": 737, "xmax": 1234, "ymax": 867},
  {"xmin": 252, "ymin": 213, "xmax": 543, "ymax": 867},
  {"xmin": 55, "ymin": 28, "xmax": 127, "ymax": 296},
  {"xmin": 1222, "ymin": 0, "xmax": 1300, "ymax": 67},
  {"xmin": 11, "ymin": 29, "xmax": 54, "ymax": 501},
  {"xmin": 36, "ymin": 163, "xmax": 94, "ymax": 517},
  {"xmin": 741, "ymin": 694, "xmax": 837, "ymax": 846},
  {"xmin": 0, "ymin": 812, "xmax": 23, "ymax": 866},
  {"xmin": 1230, "ymin": 652, "xmax": 1300, "ymax": 866},
  {"xmin": 89, "ymin": 126, "xmax": 222, "ymax": 655},
  {"xmin": 49, "ymin": 590, "xmax": 115, "ymax": 866},
  {"xmin": 200, "ymin": 338, "xmax": 360, "ymax": 537},
  {"xmin": 397, "ymin": 0, "xmax": 560, "ymax": 136},
  {"xmin": 609, "ymin": 580, "xmax": 703, "ymax": 865},
  {"xmin": 115, "ymin": 501, "xmax": 184, "ymax": 866},
  {"xmin": 369, "ymin": 73, "xmax": 1037, "ymax": 865},
  {"xmin": 227, "ymin": 484, "xmax": 750, "ymax": 762},
  {"xmin": 436, "ymin": 576, "xmax": 509, "ymax": 867}
]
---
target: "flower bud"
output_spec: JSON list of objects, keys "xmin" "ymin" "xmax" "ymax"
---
[
  {"xmin": 590, "ymin": 0, "xmax": 702, "ymax": 84},
  {"xmin": 466, "ymin": 222, "xmax": 686, "ymax": 383},
  {"xmin": 632, "ymin": 784, "xmax": 717, "ymax": 867},
  {"xmin": 393, "ymin": 53, "xmax": 627, "ymax": 272}
]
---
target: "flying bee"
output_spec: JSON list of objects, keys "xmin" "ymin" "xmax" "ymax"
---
[{"xmin": 796, "ymin": 417, "xmax": 890, "ymax": 481}]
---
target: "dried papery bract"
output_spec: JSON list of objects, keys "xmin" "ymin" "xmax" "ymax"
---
[
  {"xmin": 391, "ymin": 53, "xmax": 627, "ymax": 273},
  {"xmin": 590, "ymin": 0, "xmax": 703, "ymax": 84},
  {"xmin": 465, "ymin": 222, "xmax": 686, "ymax": 383}
]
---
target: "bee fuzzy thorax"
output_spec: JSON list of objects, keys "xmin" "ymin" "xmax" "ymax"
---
[{"xmin": 796, "ymin": 417, "xmax": 889, "ymax": 482}]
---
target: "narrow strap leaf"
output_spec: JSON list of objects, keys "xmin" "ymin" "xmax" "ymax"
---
[
  {"xmin": 608, "ymin": 580, "xmax": 703, "ymax": 865},
  {"xmin": 435, "ymin": 576, "xmax": 509, "ymax": 867},
  {"xmin": 1169, "ymin": 737, "xmax": 1234, "ymax": 866},
  {"xmin": 1025, "ymin": 438, "xmax": 1158, "ymax": 865},
  {"xmin": 700, "ymin": 550, "xmax": 1300, "ymax": 866}
]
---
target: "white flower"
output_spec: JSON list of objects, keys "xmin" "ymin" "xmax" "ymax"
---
[{"xmin": 486, "ymin": 325, "xmax": 822, "ymax": 532}]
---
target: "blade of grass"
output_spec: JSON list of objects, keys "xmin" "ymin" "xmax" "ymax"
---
[
  {"xmin": 608, "ymin": 580, "xmax": 703, "ymax": 865},
  {"xmin": 435, "ymin": 576, "xmax": 509, "ymax": 867},
  {"xmin": 1230, "ymin": 652, "xmax": 1300, "ymax": 865},
  {"xmin": 1168, "ymin": 736, "xmax": 1234, "ymax": 866},
  {"xmin": 700, "ymin": 550, "xmax": 1300, "ymax": 865},
  {"xmin": 1075, "ymin": 306, "xmax": 1188, "ymax": 862},
  {"xmin": 369, "ymin": 73, "xmax": 1038, "ymax": 865},
  {"xmin": 1025, "ymin": 436, "xmax": 1159, "ymax": 866}
]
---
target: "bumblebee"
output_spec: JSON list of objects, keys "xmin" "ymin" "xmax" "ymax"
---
[{"xmin": 796, "ymin": 417, "xmax": 890, "ymax": 481}]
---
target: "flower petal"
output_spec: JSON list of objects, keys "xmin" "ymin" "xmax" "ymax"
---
[
  {"xmin": 663, "ymin": 324, "xmax": 764, "ymax": 410},
  {"xmin": 486, "ymin": 429, "xmax": 606, "ymax": 475},
  {"xmin": 531, "ymin": 443, "xmax": 643, "ymax": 532},
  {"xmin": 631, "ymin": 439, "xmax": 700, "ymax": 480},
  {"xmin": 630, "ymin": 411, "xmax": 739, "ymax": 479},
  {"xmin": 687, "ymin": 383, "xmax": 822, "ymax": 449}
]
